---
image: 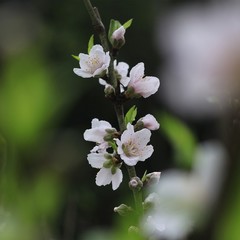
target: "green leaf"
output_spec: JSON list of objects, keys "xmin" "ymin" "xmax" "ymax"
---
[
  {"xmin": 124, "ymin": 105, "xmax": 137, "ymax": 125},
  {"xmin": 157, "ymin": 112, "xmax": 197, "ymax": 168},
  {"xmin": 123, "ymin": 19, "xmax": 133, "ymax": 29},
  {"xmin": 141, "ymin": 170, "xmax": 148, "ymax": 182},
  {"xmin": 71, "ymin": 54, "xmax": 80, "ymax": 61},
  {"xmin": 88, "ymin": 35, "xmax": 94, "ymax": 54}
]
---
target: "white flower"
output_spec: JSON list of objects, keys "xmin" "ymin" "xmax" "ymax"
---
[
  {"xmin": 128, "ymin": 62, "xmax": 160, "ymax": 98},
  {"xmin": 138, "ymin": 114, "xmax": 160, "ymax": 130},
  {"xmin": 87, "ymin": 151, "xmax": 123, "ymax": 190},
  {"xmin": 112, "ymin": 26, "xmax": 126, "ymax": 41},
  {"xmin": 73, "ymin": 44, "xmax": 110, "ymax": 78},
  {"xmin": 83, "ymin": 118, "xmax": 116, "ymax": 144},
  {"xmin": 116, "ymin": 123, "xmax": 153, "ymax": 166}
]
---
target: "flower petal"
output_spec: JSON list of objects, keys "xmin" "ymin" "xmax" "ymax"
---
[
  {"xmin": 140, "ymin": 145, "xmax": 154, "ymax": 161},
  {"xmin": 111, "ymin": 168, "xmax": 123, "ymax": 190},
  {"xmin": 121, "ymin": 155, "xmax": 139, "ymax": 166},
  {"xmin": 73, "ymin": 68, "xmax": 92, "ymax": 78},
  {"xmin": 134, "ymin": 128, "xmax": 152, "ymax": 148},
  {"xmin": 96, "ymin": 168, "xmax": 112, "ymax": 186},
  {"xmin": 87, "ymin": 152, "xmax": 105, "ymax": 168},
  {"xmin": 129, "ymin": 62, "xmax": 144, "ymax": 82}
]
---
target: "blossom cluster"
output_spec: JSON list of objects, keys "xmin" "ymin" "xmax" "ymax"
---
[
  {"xmin": 73, "ymin": 24, "xmax": 160, "ymax": 190},
  {"xmin": 73, "ymin": 44, "xmax": 160, "ymax": 98},
  {"xmin": 83, "ymin": 116, "xmax": 159, "ymax": 190}
]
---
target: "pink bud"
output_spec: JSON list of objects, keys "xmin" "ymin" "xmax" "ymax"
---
[
  {"xmin": 140, "ymin": 114, "xmax": 160, "ymax": 130},
  {"xmin": 112, "ymin": 26, "xmax": 126, "ymax": 41}
]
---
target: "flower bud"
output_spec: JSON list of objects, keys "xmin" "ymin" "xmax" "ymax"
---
[
  {"xmin": 129, "ymin": 177, "xmax": 143, "ymax": 191},
  {"xmin": 138, "ymin": 114, "xmax": 160, "ymax": 130},
  {"xmin": 111, "ymin": 26, "xmax": 126, "ymax": 49},
  {"xmin": 103, "ymin": 128, "xmax": 118, "ymax": 141},
  {"xmin": 114, "ymin": 204, "xmax": 133, "ymax": 216},
  {"xmin": 144, "ymin": 172, "xmax": 161, "ymax": 187}
]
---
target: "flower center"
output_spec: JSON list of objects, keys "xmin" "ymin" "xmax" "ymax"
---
[
  {"xmin": 87, "ymin": 55, "xmax": 102, "ymax": 71},
  {"xmin": 123, "ymin": 140, "xmax": 139, "ymax": 157}
]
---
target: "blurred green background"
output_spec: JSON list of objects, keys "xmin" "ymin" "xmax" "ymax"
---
[{"xmin": 0, "ymin": 0, "xmax": 239, "ymax": 240}]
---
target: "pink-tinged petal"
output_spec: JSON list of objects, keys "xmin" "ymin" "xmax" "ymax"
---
[
  {"xmin": 121, "ymin": 155, "xmax": 140, "ymax": 166},
  {"xmin": 73, "ymin": 68, "xmax": 92, "ymax": 78},
  {"xmin": 91, "ymin": 118, "xmax": 109, "ymax": 128},
  {"xmin": 134, "ymin": 128, "xmax": 152, "ymax": 147},
  {"xmin": 144, "ymin": 76, "xmax": 160, "ymax": 94},
  {"xmin": 93, "ymin": 67, "xmax": 107, "ymax": 77},
  {"xmin": 79, "ymin": 53, "xmax": 91, "ymax": 69},
  {"xmin": 136, "ymin": 76, "xmax": 160, "ymax": 98},
  {"xmin": 112, "ymin": 26, "xmax": 126, "ymax": 41},
  {"xmin": 112, "ymin": 168, "xmax": 123, "ymax": 190},
  {"xmin": 96, "ymin": 168, "xmax": 112, "ymax": 186},
  {"xmin": 116, "ymin": 139, "xmax": 124, "ymax": 155},
  {"xmin": 140, "ymin": 145, "xmax": 154, "ymax": 161},
  {"xmin": 87, "ymin": 152, "xmax": 105, "ymax": 168},
  {"xmin": 120, "ymin": 124, "xmax": 134, "ymax": 142},
  {"xmin": 83, "ymin": 129, "xmax": 104, "ymax": 143},
  {"xmin": 120, "ymin": 76, "xmax": 130, "ymax": 87},
  {"xmin": 117, "ymin": 62, "xmax": 129, "ymax": 77},
  {"xmin": 129, "ymin": 62, "xmax": 145, "ymax": 82},
  {"xmin": 84, "ymin": 119, "xmax": 114, "ymax": 143},
  {"xmin": 89, "ymin": 44, "xmax": 104, "ymax": 54}
]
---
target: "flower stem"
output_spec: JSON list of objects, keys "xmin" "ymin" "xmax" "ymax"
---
[
  {"xmin": 114, "ymin": 103, "xmax": 143, "ymax": 215},
  {"xmin": 83, "ymin": 0, "xmax": 109, "ymax": 52},
  {"xmin": 83, "ymin": 0, "xmax": 143, "ymax": 216}
]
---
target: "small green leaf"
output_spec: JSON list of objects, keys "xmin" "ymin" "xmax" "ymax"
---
[
  {"xmin": 124, "ymin": 105, "xmax": 137, "ymax": 125},
  {"xmin": 141, "ymin": 170, "xmax": 148, "ymax": 182},
  {"xmin": 123, "ymin": 19, "xmax": 133, "ymax": 29},
  {"xmin": 88, "ymin": 35, "xmax": 94, "ymax": 54},
  {"xmin": 71, "ymin": 54, "xmax": 80, "ymax": 61}
]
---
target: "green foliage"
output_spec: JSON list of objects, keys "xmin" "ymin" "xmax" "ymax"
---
[
  {"xmin": 157, "ymin": 112, "xmax": 197, "ymax": 168},
  {"xmin": 72, "ymin": 54, "xmax": 80, "ymax": 61},
  {"xmin": 0, "ymin": 172, "xmax": 61, "ymax": 240},
  {"xmin": 124, "ymin": 105, "xmax": 137, "ymax": 125},
  {"xmin": 88, "ymin": 35, "xmax": 94, "ymax": 53},
  {"xmin": 123, "ymin": 19, "xmax": 133, "ymax": 29},
  {"xmin": 0, "ymin": 47, "xmax": 60, "ymax": 147},
  {"xmin": 214, "ymin": 161, "xmax": 240, "ymax": 240},
  {"xmin": 141, "ymin": 170, "xmax": 148, "ymax": 182}
]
